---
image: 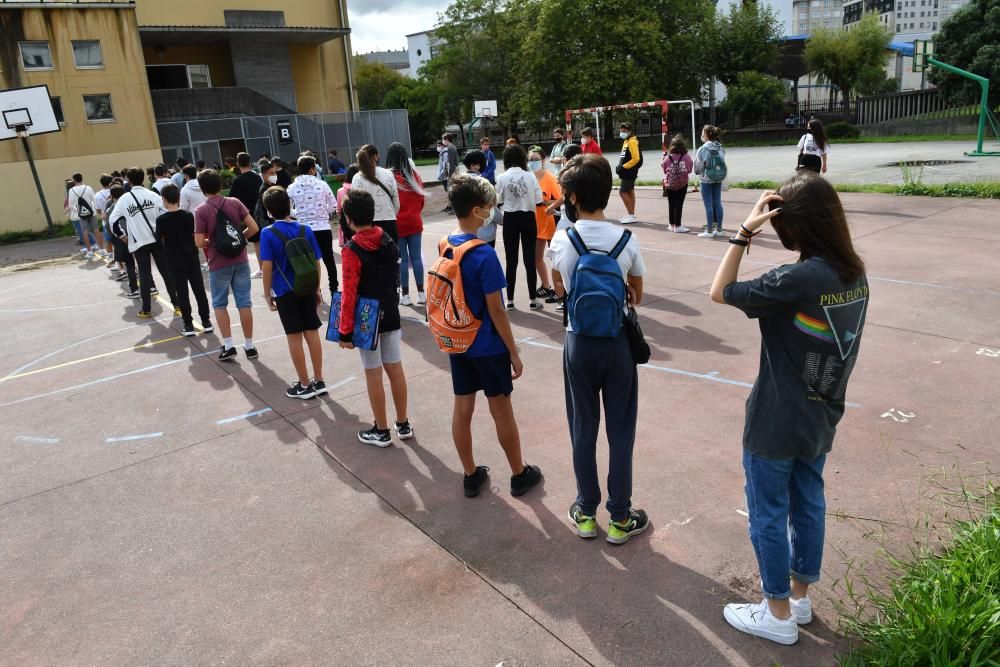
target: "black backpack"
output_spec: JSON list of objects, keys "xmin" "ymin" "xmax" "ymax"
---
[
  {"xmin": 270, "ymin": 226, "xmax": 319, "ymax": 297},
  {"xmin": 75, "ymin": 188, "xmax": 94, "ymax": 218},
  {"xmin": 212, "ymin": 199, "xmax": 247, "ymax": 257}
]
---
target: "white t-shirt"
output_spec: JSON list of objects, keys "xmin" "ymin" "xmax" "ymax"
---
[
  {"xmin": 67, "ymin": 185, "xmax": 95, "ymax": 221},
  {"xmin": 93, "ymin": 188, "xmax": 111, "ymax": 220},
  {"xmin": 496, "ymin": 167, "xmax": 543, "ymax": 213},
  {"xmin": 546, "ymin": 219, "xmax": 646, "ymax": 332},
  {"xmin": 351, "ymin": 167, "xmax": 400, "ymax": 222},
  {"xmin": 152, "ymin": 177, "xmax": 173, "ymax": 194},
  {"xmin": 798, "ymin": 134, "xmax": 831, "ymax": 157}
]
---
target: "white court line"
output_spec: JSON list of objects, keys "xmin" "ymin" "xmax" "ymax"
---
[
  {"xmin": 736, "ymin": 509, "xmax": 749, "ymax": 517},
  {"xmin": 106, "ymin": 432, "xmax": 163, "ymax": 443},
  {"xmin": 217, "ymin": 407, "xmax": 273, "ymax": 425},
  {"xmin": 15, "ymin": 435, "xmax": 60, "ymax": 444},
  {"xmin": 0, "ymin": 298, "xmax": 126, "ymax": 313}
]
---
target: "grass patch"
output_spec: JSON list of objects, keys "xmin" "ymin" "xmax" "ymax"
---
[
  {"xmin": 413, "ymin": 156, "xmax": 440, "ymax": 167},
  {"xmin": 728, "ymin": 180, "xmax": 1000, "ymax": 199},
  {"xmin": 0, "ymin": 222, "xmax": 77, "ymax": 246},
  {"xmin": 838, "ymin": 487, "xmax": 1000, "ymax": 666}
]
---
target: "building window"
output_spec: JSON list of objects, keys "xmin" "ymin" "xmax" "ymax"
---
[
  {"xmin": 187, "ymin": 64, "xmax": 211, "ymax": 88},
  {"xmin": 50, "ymin": 97, "xmax": 65, "ymax": 125},
  {"xmin": 19, "ymin": 41, "xmax": 53, "ymax": 70},
  {"xmin": 932, "ymin": 21, "xmax": 937, "ymax": 27},
  {"xmin": 83, "ymin": 94, "xmax": 114, "ymax": 122},
  {"xmin": 72, "ymin": 40, "xmax": 103, "ymax": 69}
]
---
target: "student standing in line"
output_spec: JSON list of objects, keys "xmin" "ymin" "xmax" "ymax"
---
[
  {"xmin": 387, "ymin": 142, "xmax": 427, "ymax": 306},
  {"xmin": 350, "ymin": 144, "xmax": 400, "ymax": 242},
  {"xmin": 616, "ymin": 123, "xmax": 642, "ymax": 225},
  {"xmin": 547, "ymin": 154, "xmax": 649, "ymax": 545},
  {"xmin": 495, "ymin": 144, "xmax": 544, "ymax": 311},
  {"xmin": 549, "ymin": 127, "xmax": 568, "ymax": 175},
  {"xmin": 107, "ymin": 184, "xmax": 139, "ymax": 297},
  {"xmin": 327, "ymin": 148, "xmax": 347, "ymax": 176},
  {"xmin": 480, "ymin": 136, "xmax": 497, "ymax": 184},
  {"xmin": 259, "ymin": 186, "xmax": 328, "ymax": 400},
  {"xmin": 661, "ymin": 135, "xmax": 693, "ymax": 233},
  {"xmin": 179, "ymin": 165, "xmax": 206, "ymax": 213},
  {"xmin": 273, "ymin": 158, "xmax": 293, "ymax": 189},
  {"xmin": 528, "ymin": 146, "xmax": 559, "ymax": 300},
  {"xmin": 694, "ymin": 125, "xmax": 728, "ymax": 238},
  {"xmin": 93, "ymin": 174, "xmax": 116, "ymax": 261},
  {"xmin": 338, "ymin": 190, "xmax": 412, "ymax": 447},
  {"xmin": 580, "ymin": 127, "xmax": 602, "ymax": 155},
  {"xmin": 461, "ymin": 150, "xmax": 498, "ymax": 247},
  {"xmin": 436, "ymin": 173, "xmax": 542, "ymax": 498},
  {"xmin": 336, "ymin": 164, "xmax": 359, "ymax": 247},
  {"xmin": 287, "ymin": 154, "xmax": 339, "ymax": 299},
  {"xmin": 228, "ymin": 152, "xmax": 265, "ymax": 277},
  {"xmin": 193, "ymin": 170, "xmax": 259, "ymax": 361},
  {"xmin": 796, "ymin": 119, "xmax": 831, "ymax": 174},
  {"xmin": 156, "ymin": 184, "xmax": 212, "ymax": 336},
  {"xmin": 252, "ymin": 158, "xmax": 278, "ymax": 243},
  {"xmin": 170, "ymin": 158, "xmax": 188, "ymax": 190},
  {"xmin": 710, "ymin": 172, "xmax": 867, "ymax": 646},
  {"xmin": 68, "ymin": 173, "xmax": 106, "ymax": 259},
  {"xmin": 152, "ymin": 164, "xmax": 172, "ymax": 194}
]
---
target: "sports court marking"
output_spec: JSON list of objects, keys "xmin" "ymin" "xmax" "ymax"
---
[
  {"xmin": 0, "ymin": 333, "xmax": 186, "ymax": 382},
  {"xmin": 216, "ymin": 407, "xmax": 274, "ymax": 425},
  {"xmin": 106, "ymin": 432, "xmax": 163, "ymax": 443},
  {"xmin": 15, "ymin": 435, "xmax": 60, "ymax": 444}
]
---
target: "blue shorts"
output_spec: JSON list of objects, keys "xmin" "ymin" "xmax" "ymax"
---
[
  {"xmin": 209, "ymin": 262, "xmax": 252, "ymax": 309},
  {"xmin": 449, "ymin": 351, "xmax": 513, "ymax": 397}
]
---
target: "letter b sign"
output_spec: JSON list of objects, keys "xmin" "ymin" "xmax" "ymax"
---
[{"xmin": 276, "ymin": 120, "xmax": 293, "ymax": 145}]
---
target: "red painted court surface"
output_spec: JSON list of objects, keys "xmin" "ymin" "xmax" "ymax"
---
[{"xmin": 1, "ymin": 189, "xmax": 997, "ymax": 665}]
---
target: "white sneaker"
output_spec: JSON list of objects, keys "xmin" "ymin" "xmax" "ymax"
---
[
  {"xmin": 85, "ymin": 251, "xmax": 94, "ymax": 259},
  {"xmin": 416, "ymin": 291, "xmax": 426, "ymax": 305},
  {"xmin": 713, "ymin": 229, "xmax": 725, "ymax": 237},
  {"xmin": 79, "ymin": 247, "xmax": 89, "ymax": 254},
  {"xmin": 723, "ymin": 600, "xmax": 798, "ymax": 645},
  {"xmin": 619, "ymin": 214, "xmax": 638, "ymax": 225},
  {"xmin": 400, "ymin": 294, "xmax": 412, "ymax": 306},
  {"xmin": 675, "ymin": 226, "xmax": 690, "ymax": 234},
  {"xmin": 697, "ymin": 231, "xmax": 713, "ymax": 238},
  {"xmin": 790, "ymin": 596, "xmax": 812, "ymax": 624}
]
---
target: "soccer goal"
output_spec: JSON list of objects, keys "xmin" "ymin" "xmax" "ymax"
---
[{"xmin": 563, "ymin": 99, "xmax": 698, "ymax": 153}]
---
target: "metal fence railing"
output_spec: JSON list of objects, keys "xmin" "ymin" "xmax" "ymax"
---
[
  {"xmin": 855, "ymin": 89, "xmax": 954, "ymax": 125},
  {"xmin": 156, "ymin": 110, "xmax": 412, "ymax": 168}
]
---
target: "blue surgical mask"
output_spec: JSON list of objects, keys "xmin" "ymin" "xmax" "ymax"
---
[
  {"xmin": 528, "ymin": 160, "xmax": 543, "ymax": 172},
  {"xmin": 619, "ymin": 131, "xmax": 629, "ymax": 139}
]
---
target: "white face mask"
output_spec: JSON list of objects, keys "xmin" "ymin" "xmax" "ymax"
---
[
  {"xmin": 581, "ymin": 137, "xmax": 589, "ymax": 144},
  {"xmin": 528, "ymin": 160, "xmax": 543, "ymax": 172},
  {"xmin": 620, "ymin": 131, "xmax": 629, "ymax": 139},
  {"xmin": 475, "ymin": 207, "xmax": 492, "ymax": 224},
  {"xmin": 267, "ymin": 174, "xmax": 278, "ymax": 184}
]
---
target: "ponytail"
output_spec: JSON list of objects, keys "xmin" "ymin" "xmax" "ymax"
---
[{"xmin": 357, "ymin": 146, "xmax": 377, "ymax": 183}]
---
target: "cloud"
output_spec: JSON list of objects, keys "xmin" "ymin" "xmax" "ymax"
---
[{"xmin": 346, "ymin": 1, "xmax": 448, "ymax": 54}]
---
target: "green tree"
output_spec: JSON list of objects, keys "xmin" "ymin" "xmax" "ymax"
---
[
  {"xmin": 712, "ymin": 2, "xmax": 783, "ymax": 88},
  {"xmin": 805, "ymin": 13, "xmax": 891, "ymax": 110},
  {"xmin": 383, "ymin": 78, "xmax": 445, "ymax": 149},
  {"xmin": 720, "ymin": 71, "xmax": 787, "ymax": 123},
  {"xmin": 929, "ymin": 0, "xmax": 1000, "ymax": 109},
  {"xmin": 354, "ymin": 58, "xmax": 406, "ymax": 110}
]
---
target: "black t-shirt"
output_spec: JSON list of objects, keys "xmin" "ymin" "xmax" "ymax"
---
[
  {"xmin": 723, "ymin": 257, "xmax": 868, "ymax": 460},
  {"xmin": 229, "ymin": 171, "xmax": 263, "ymax": 213},
  {"xmin": 155, "ymin": 210, "xmax": 198, "ymax": 255}
]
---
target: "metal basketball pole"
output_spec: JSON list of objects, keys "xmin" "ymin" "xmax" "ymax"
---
[{"xmin": 18, "ymin": 128, "xmax": 55, "ymax": 236}]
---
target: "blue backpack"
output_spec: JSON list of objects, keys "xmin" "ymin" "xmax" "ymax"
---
[{"xmin": 565, "ymin": 227, "xmax": 631, "ymax": 338}]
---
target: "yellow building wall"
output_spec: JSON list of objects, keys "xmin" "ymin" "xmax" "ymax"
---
[
  {"xmin": 141, "ymin": 45, "xmax": 236, "ymax": 87},
  {"xmin": 134, "ymin": 0, "xmax": 346, "ymax": 29}
]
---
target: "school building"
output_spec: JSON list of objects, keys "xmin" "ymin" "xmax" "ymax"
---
[{"xmin": 0, "ymin": 0, "xmax": 355, "ymax": 234}]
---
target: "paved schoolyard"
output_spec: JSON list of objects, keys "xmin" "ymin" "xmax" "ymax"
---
[{"xmin": 1, "ymin": 187, "xmax": 997, "ymax": 665}]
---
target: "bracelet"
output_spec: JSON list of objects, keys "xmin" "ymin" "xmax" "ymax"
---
[
  {"xmin": 739, "ymin": 224, "xmax": 760, "ymax": 238},
  {"xmin": 729, "ymin": 238, "xmax": 749, "ymax": 247}
]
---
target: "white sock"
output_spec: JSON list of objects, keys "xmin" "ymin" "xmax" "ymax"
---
[
  {"xmin": 244, "ymin": 337, "xmax": 253, "ymax": 349},
  {"xmin": 223, "ymin": 337, "xmax": 233, "ymax": 350}
]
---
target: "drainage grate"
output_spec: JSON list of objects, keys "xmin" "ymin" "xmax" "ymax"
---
[{"xmin": 881, "ymin": 159, "xmax": 974, "ymax": 167}]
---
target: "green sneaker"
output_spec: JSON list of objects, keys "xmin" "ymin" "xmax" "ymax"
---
[
  {"xmin": 607, "ymin": 509, "xmax": 650, "ymax": 545},
  {"xmin": 568, "ymin": 502, "xmax": 597, "ymax": 538}
]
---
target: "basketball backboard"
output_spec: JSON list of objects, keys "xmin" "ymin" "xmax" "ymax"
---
[
  {"xmin": 474, "ymin": 99, "xmax": 498, "ymax": 118},
  {"xmin": 0, "ymin": 85, "xmax": 61, "ymax": 141},
  {"xmin": 913, "ymin": 40, "xmax": 934, "ymax": 73}
]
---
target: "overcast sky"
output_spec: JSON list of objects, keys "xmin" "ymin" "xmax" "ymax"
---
[{"xmin": 347, "ymin": 0, "xmax": 448, "ymax": 54}]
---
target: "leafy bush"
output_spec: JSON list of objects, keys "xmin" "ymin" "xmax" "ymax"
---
[
  {"xmin": 720, "ymin": 72, "xmax": 788, "ymax": 124},
  {"xmin": 826, "ymin": 122, "xmax": 862, "ymax": 139}
]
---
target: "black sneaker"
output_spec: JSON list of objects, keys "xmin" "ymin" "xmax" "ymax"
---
[
  {"xmin": 286, "ymin": 381, "xmax": 317, "ymax": 400},
  {"xmin": 536, "ymin": 287, "xmax": 553, "ymax": 299},
  {"xmin": 607, "ymin": 509, "xmax": 651, "ymax": 545},
  {"xmin": 464, "ymin": 466, "xmax": 490, "ymax": 498},
  {"xmin": 201, "ymin": 320, "xmax": 214, "ymax": 333},
  {"xmin": 510, "ymin": 464, "xmax": 542, "ymax": 497},
  {"xmin": 529, "ymin": 300, "xmax": 543, "ymax": 311},
  {"xmin": 544, "ymin": 292, "xmax": 562, "ymax": 304},
  {"xmin": 150, "ymin": 287, "xmax": 159, "ymax": 295},
  {"xmin": 218, "ymin": 346, "xmax": 237, "ymax": 362},
  {"xmin": 245, "ymin": 347, "xmax": 259, "ymax": 360},
  {"xmin": 126, "ymin": 289, "xmax": 140, "ymax": 299},
  {"xmin": 394, "ymin": 420, "xmax": 414, "ymax": 441},
  {"xmin": 181, "ymin": 323, "xmax": 197, "ymax": 337},
  {"xmin": 114, "ymin": 272, "xmax": 128, "ymax": 282},
  {"xmin": 358, "ymin": 424, "xmax": 392, "ymax": 448},
  {"xmin": 505, "ymin": 301, "xmax": 514, "ymax": 311},
  {"xmin": 311, "ymin": 379, "xmax": 328, "ymax": 396}
]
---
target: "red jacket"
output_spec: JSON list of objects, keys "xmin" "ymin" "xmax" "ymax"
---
[
  {"xmin": 394, "ymin": 171, "xmax": 425, "ymax": 238},
  {"xmin": 581, "ymin": 140, "xmax": 602, "ymax": 155},
  {"xmin": 339, "ymin": 226, "xmax": 400, "ymax": 340}
]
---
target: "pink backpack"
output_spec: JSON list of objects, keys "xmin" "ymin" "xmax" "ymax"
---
[{"xmin": 663, "ymin": 153, "xmax": 689, "ymax": 190}]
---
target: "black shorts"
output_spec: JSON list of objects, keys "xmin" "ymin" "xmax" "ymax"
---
[
  {"xmin": 619, "ymin": 178, "xmax": 636, "ymax": 193},
  {"xmin": 276, "ymin": 291, "xmax": 322, "ymax": 335},
  {"xmin": 449, "ymin": 351, "xmax": 513, "ymax": 397}
]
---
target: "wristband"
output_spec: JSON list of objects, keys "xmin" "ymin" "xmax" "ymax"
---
[{"xmin": 729, "ymin": 238, "xmax": 749, "ymax": 247}]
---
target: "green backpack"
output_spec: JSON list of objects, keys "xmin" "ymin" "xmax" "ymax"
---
[
  {"xmin": 703, "ymin": 146, "xmax": 727, "ymax": 182},
  {"xmin": 270, "ymin": 226, "xmax": 319, "ymax": 297}
]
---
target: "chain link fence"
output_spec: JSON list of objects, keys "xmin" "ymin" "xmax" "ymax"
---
[{"xmin": 156, "ymin": 110, "xmax": 411, "ymax": 168}]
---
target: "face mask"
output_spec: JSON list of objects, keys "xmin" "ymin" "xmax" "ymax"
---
[
  {"xmin": 581, "ymin": 137, "xmax": 589, "ymax": 144},
  {"xmin": 267, "ymin": 174, "xmax": 278, "ymax": 184},
  {"xmin": 564, "ymin": 196, "xmax": 578, "ymax": 223},
  {"xmin": 619, "ymin": 132, "xmax": 629, "ymax": 139},
  {"xmin": 474, "ymin": 207, "xmax": 492, "ymax": 224},
  {"xmin": 528, "ymin": 160, "xmax": 543, "ymax": 172}
]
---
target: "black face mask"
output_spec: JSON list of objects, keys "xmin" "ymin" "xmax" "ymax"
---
[{"xmin": 564, "ymin": 195, "xmax": 578, "ymax": 223}]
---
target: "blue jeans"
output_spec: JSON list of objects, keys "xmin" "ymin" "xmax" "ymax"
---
[
  {"xmin": 742, "ymin": 448, "xmax": 826, "ymax": 600},
  {"xmin": 700, "ymin": 182, "xmax": 723, "ymax": 231},
  {"xmin": 398, "ymin": 233, "xmax": 424, "ymax": 294},
  {"xmin": 72, "ymin": 219, "xmax": 96, "ymax": 247}
]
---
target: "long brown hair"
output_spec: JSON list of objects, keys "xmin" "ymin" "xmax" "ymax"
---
[
  {"xmin": 806, "ymin": 119, "xmax": 829, "ymax": 150},
  {"xmin": 771, "ymin": 172, "xmax": 865, "ymax": 283},
  {"xmin": 356, "ymin": 144, "xmax": 379, "ymax": 183}
]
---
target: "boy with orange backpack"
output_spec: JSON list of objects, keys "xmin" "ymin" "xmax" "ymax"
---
[{"xmin": 427, "ymin": 173, "xmax": 542, "ymax": 498}]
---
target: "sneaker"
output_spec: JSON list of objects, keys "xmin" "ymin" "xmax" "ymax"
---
[
  {"xmin": 150, "ymin": 287, "xmax": 159, "ymax": 296},
  {"xmin": 675, "ymin": 226, "xmax": 690, "ymax": 234},
  {"xmin": 85, "ymin": 252, "xmax": 94, "ymax": 259},
  {"xmin": 252, "ymin": 270, "xmax": 263, "ymax": 279},
  {"xmin": 79, "ymin": 247, "xmax": 89, "ymax": 254},
  {"xmin": 114, "ymin": 272, "xmax": 129, "ymax": 282},
  {"xmin": 723, "ymin": 600, "xmax": 799, "ymax": 645},
  {"xmin": 286, "ymin": 381, "xmax": 317, "ymax": 400},
  {"xmin": 505, "ymin": 301, "xmax": 514, "ymax": 311},
  {"xmin": 619, "ymin": 214, "xmax": 638, "ymax": 224},
  {"xmin": 400, "ymin": 293, "xmax": 412, "ymax": 306},
  {"xmin": 544, "ymin": 292, "xmax": 562, "ymax": 304},
  {"xmin": 97, "ymin": 249, "xmax": 108, "ymax": 257},
  {"xmin": 218, "ymin": 346, "xmax": 237, "ymax": 362},
  {"xmin": 713, "ymin": 229, "xmax": 725, "ymax": 237},
  {"xmin": 529, "ymin": 300, "xmax": 543, "ymax": 311},
  {"xmin": 790, "ymin": 596, "xmax": 813, "ymax": 625},
  {"xmin": 510, "ymin": 464, "xmax": 542, "ymax": 497},
  {"xmin": 416, "ymin": 291, "xmax": 426, "ymax": 305},
  {"xmin": 311, "ymin": 379, "xmax": 328, "ymax": 396},
  {"xmin": 201, "ymin": 320, "xmax": 214, "ymax": 333},
  {"xmin": 668, "ymin": 225, "xmax": 677, "ymax": 232},
  {"xmin": 173, "ymin": 307, "xmax": 182, "ymax": 317},
  {"xmin": 137, "ymin": 310, "xmax": 153, "ymax": 319},
  {"xmin": 358, "ymin": 424, "xmax": 392, "ymax": 448},
  {"xmin": 555, "ymin": 301, "xmax": 566, "ymax": 313},
  {"xmin": 536, "ymin": 286, "xmax": 553, "ymax": 299},
  {"xmin": 607, "ymin": 509, "xmax": 650, "ymax": 544},
  {"xmin": 394, "ymin": 420, "xmax": 414, "ymax": 440},
  {"xmin": 126, "ymin": 289, "xmax": 140, "ymax": 299},
  {"xmin": 463, "ymin": 466, "xmax": 490, "ymax": 498},
  {"xmin": 698, "ymin": 230, "xmax": 714, "ymax": 238},
  {"xmin": 245, "ymin": 347, "xmax": 259, "ymax": 360},
  {"xmin": 181, "ymin": 323, "xmax": 197, "ymax": 337},
  {"xmin": 201, "ymin": 263, "xmax": 209, "ymax": 273},
  {"xmin": 568, "ymin": 502, "xmax": 598, "ymax": 539}
]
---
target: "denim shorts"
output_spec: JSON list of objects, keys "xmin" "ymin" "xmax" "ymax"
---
[{"xmin": 209, "ymin": 261, "xmax": 252, "ymax": 309}]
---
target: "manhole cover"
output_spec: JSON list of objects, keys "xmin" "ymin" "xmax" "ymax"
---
[{"xmin": 881, "ymin": 159, "xmax": 973, "ymax": 167}]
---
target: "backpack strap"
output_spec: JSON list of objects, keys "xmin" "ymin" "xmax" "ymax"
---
[
  {"xmin": 450, "ymin": 238, "xmax": 485, "ymax": 263},
  {"xmin": 566, "ymin": 227, "xmax": 589, "ymax": 256},
  {"xmin": 269, "ymin": 226, "xmax": 289, "ymax": 244},
  {"xmin": 608, "ymin": 230, "xmax": 632, "ymax": 260}
]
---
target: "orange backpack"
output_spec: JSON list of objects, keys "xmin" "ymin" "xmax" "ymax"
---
[{"xmin": 426, "ymin": 236, "xmax": 486, "ymax": 353}]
